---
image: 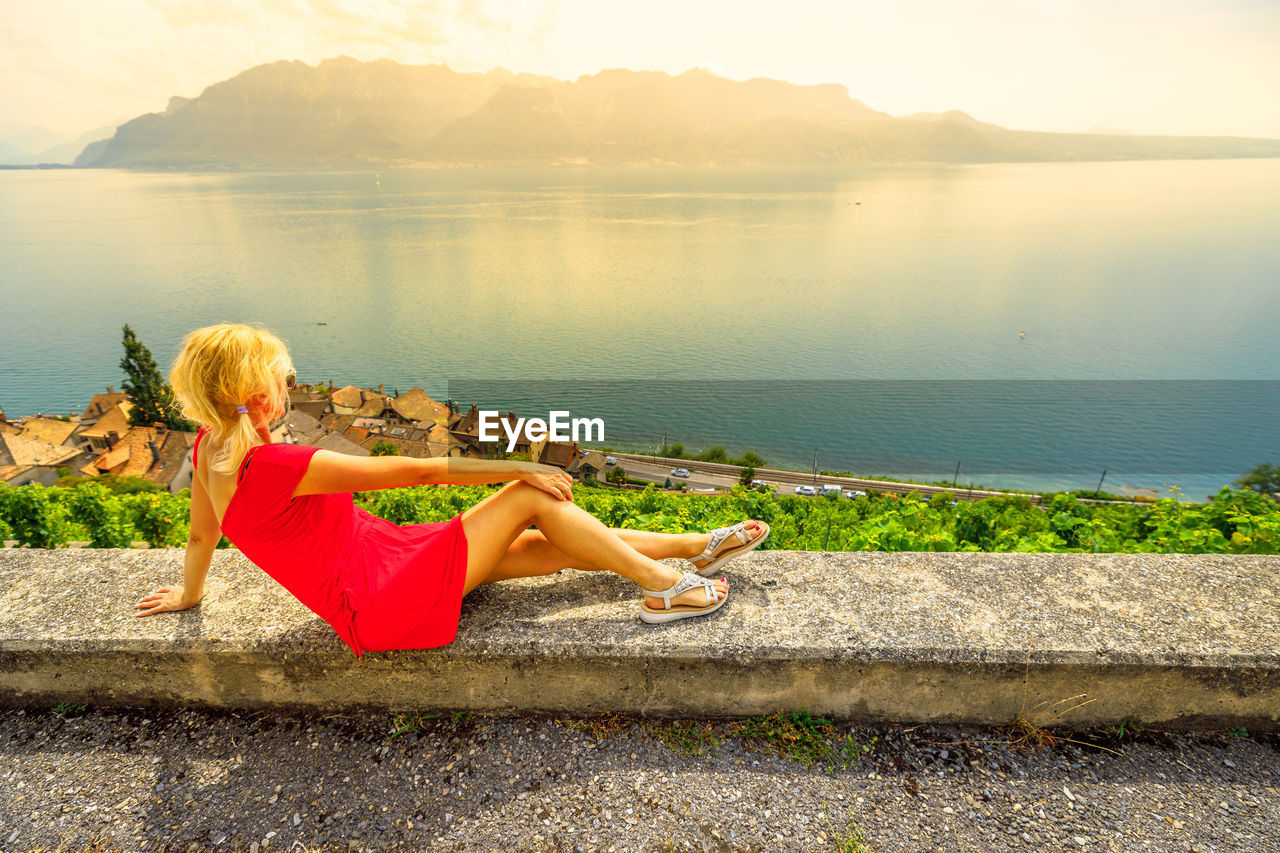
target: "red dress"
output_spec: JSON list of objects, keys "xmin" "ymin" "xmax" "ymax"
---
[{"xmin": 193, "ymin": 427, "xmax": 469, "ymax": 659}]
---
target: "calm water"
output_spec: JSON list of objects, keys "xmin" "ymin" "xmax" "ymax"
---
[{"xmin": 3, "ymin": 161, "xmax": 1279, "ymax": 496}]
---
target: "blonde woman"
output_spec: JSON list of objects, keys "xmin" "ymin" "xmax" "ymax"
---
[{"xmin": 135, "ymin": 323, "xmax": 770, "ymax": 657}]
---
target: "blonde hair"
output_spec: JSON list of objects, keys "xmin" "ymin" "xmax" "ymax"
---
[{"xmin": 168, "ymin": 323, "xmax": 294, "ymax": 475}]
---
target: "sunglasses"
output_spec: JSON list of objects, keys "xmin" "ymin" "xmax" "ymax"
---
[{"xmin": 285, "ymin": 369, "xmax": 296, "ymax": 390}]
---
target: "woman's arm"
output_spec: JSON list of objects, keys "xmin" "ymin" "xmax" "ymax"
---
[
  {"xmin": 136, "ymin": 471, "xmax": 217, "ymax": 616},
  {"xmin": 295, "ymin": 450, "xmax": 574, "ymax": 499}
]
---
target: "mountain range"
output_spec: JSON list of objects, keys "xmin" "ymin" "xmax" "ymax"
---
[{"xmin": 66, "ymin": 57, "xmax": 1280, "ymax": 168}]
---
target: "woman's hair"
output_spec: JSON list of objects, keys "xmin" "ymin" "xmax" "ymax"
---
[{"xmin": 168, "ymin": 323, "xmax": 294, "ymax": 475}]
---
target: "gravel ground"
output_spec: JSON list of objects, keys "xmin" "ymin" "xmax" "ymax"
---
[{"xmin": 0, "ymin": 706, "xmax": 1276, "ymax": 853}]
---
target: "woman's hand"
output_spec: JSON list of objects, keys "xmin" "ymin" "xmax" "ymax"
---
[
  {"xmin": 135, "ymin": 585, "xmax": 202, "ymax": 617},
  {"xmin": 520, "ymin": 463, "xmax": 575, "ymax": 501}
]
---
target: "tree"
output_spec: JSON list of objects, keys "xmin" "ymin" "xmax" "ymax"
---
[
  {"xmin": 370, "ymin": 441, "xmax": 400, "ymax": 457},
  {"xmin": 733, "ymin": 450, "xmax": 766, "ymax": 468},
  {"xmin": 607, "ymin": 466, "xmax": 627, "ymax": 484},
  {"xmin": 695, "ymin": 445, "xmax": 728, "ymax": 463},
  {"xmin": 120, "ymin": 324, "xmax": 194, "ymax": 431},
  {"xmin": 739, "ymin": 466, "xmax": 756, "ymax": 486},
  {"xmin": 1235, "ymin": 463, "xmax": 1280, "ymax": 495}
]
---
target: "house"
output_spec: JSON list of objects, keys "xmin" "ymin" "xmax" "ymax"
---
[
  {"xmin": 314, "ymin": 432, "xmax": 370, "ymax": 456},
  {"xmin": 568, "ymin": 450, "xmax": 609, "ymax": 481},
  {"xmin": 77, "ymin": 422, "xmax": 199, "ymax": 493},
  {"xmin": 74, "ymin": 400, "xmax": 135, "ymax": 454},
  {"xmin": 144, "ymin": 428, "xmax": 198, "ymax": 493},
  {"xmin": 391, "ymin": 388, "xmax": 451, "ymax": 427},
  {"xmin": 18, "ymin": 417, "xmax": 79, "ymax": 449},
  {"xmin": 319, "ymin": 413, "xmax": 358, "ymax": 436},
  {"xmin": 447, "ymin": 404, "xmax": 538, "ymax": 458},
  {"xmin": 425, "ymin": 423, "xmax": 466, "ymax": 458},
  {"xmin": 532, "ymin": 438, "xmax": 581, "ymax": 470},
  {"xmin": 288, "ymin": 388, "xmax": 330, "ymax": 422},
  {"xmin": 0, "ymin": 432, "xmax": 87, "ymax": 486},
  {"xmin": 79, "ymin": 389, "xmax": 129, "ymax": 423},
  {"xmin": 283, "ymin": 409, "xmax": 326, "ymax": 446},
  {"xmin": 329, "ymin": 385, "xmax": 366, "ymax": 414},
  {"xmin": 344, "ymin": 426, "xmax": 371, "ymax": 445},
  {"xmin": 330, "ymin": 384, "xmax": 398, "ymax": 419}
]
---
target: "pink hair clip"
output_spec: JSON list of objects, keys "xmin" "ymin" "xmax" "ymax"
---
[{"xmin": 236, "ymin": 405, "xmax": 249, "ymax": 414}]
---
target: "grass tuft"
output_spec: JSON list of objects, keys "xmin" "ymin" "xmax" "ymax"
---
[{"xmin": 651, "ymin": 720, "xmax": 722, "ymax": 756}]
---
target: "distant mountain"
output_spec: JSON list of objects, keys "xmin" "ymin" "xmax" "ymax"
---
[
  {"xmin": 1, "ymin": 123, "xmax": 120, "ymax": 165},
  {"xmin": 75, "ymin": 57, "xmax": 1280, "ymax": 168},
  {"xmin": 1, "ymin": 126, "xmax": 63, "ymax": 156}
]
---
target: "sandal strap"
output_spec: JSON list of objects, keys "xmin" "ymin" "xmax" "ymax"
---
[
  {"xmin": 695, "ymin": 522, "xmax": 753, "ymax": 562},
  {"xmin": 641, "ymin": 571, "xmax": 716, "ymax": 610}
]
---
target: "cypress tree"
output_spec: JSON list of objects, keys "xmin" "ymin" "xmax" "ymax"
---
[{"xmin": 120, "ymin": 324, "xmax": 194, "ymax": 430}]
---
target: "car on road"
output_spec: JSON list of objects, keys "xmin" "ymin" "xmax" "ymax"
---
[
  {"xmin": 794, "ymin": 485, "xmax": 818, "ymax": 496},
  {"xmin": 845, "ymin": 489, "xmax": 867, "ymax": 499},
  {"xmin": 820, "ymin": 484, "xmax": 843, "ymax": 497},
  {"xmin": 670, "ymin": 468, "xmax": 691, "ymax": 478},
  {"xmin": 605, "ymin": 455, "xmax": 616, "ymax": 466}
]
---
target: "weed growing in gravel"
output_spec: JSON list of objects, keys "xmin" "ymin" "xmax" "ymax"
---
[
  {"xmin": 559, "ymin": 712, "xmax": 628, "ymax": 740},
  {"xmin": 730, "ymin": 710, "xmax": 838, "ymax": 767},
  {"xmin": 387, "ymin": 710, "xmax": 441, "ymax": 740},
  {"xmin": 652, "ymin": 720, "xmax": 722, "ymax": 756},
  {"xmin": 1109, "ymin": 719, "xmax": 1145, "ymax": 740},
  {"xmin": 51, "ymin": 702, "xmax": 87, "ymax": 719},
  {"xmin": 1227, "ymin": 727, "xmax": 1250, "ymax": 739},
  {"xmin": 822, "ymin": 808, "xmax": 874, "ymax": 853},
  {"xmin": 837, "ymin": 733, "xmax": 879, "ymax": 766}
]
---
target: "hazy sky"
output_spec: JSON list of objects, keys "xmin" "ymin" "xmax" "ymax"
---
[{"xmin": 3, "ymin": 0, "xmax": 1278, "ymax": 139}]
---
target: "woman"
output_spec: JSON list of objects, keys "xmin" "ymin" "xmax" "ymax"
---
[{"xmin": 134, "ymin": 323, "xmax": 770, "ymax": 658}]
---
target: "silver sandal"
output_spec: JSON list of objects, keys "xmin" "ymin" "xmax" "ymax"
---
[
  {"xmin": 639, "ymin": 571, "xmax": 729, "ymax": 624},
  {"xmin": 689, "ymin": 520, "xmax": 769, "ymax": 577}
]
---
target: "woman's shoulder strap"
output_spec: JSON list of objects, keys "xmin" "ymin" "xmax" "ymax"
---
[{"xmin": 193, "ymin": 426, "xmax": 209, "ymax": 469}]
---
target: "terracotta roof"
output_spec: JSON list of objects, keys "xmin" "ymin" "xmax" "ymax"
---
[
  {"xmin": 82, "ymin": 426, "xmax": 164, "ymax": 478},
  {"xmin": 288, "ymin": 390, "xmax": 329, "ymax": 405},
  {"xmin": 284, "ymin": 410, "xmax": 326, "ymax": 445},
  {"xmin": 0, "ymin": 422, "xmax": 20, "ymax": 436},
  {"xmin": 570, "ymin": 450, "xmax": 609, "ymax": 474},
  {"xmin": 352, "ymin": 417, "xmax": 388, "ymax": 429},
  {"xmin": 0, "ymin": 433, "xmax": 81, "ymax": 468},
  {"xmin": 330, "ymin": 385, "xmax": 364, "ymax": 409},
  {"xmin": 78, "ymin": 401, "xmax": 134, "ymax": 438},
  {"xmin": 452, "ymin": 404, "xmax": 481, "ymax": 434},
  {"xmin": 80, "ymin": 392, "xmax": 129, "ymax": 421},
  {"xmin": 391, "ymin": 388, "xmax": 450, "ymax": 425},
  {"xmin": 320, "ymin": 413, "xmax": 357, "ymax": 435},
  {"xmin": 314, "ymin": 432, "xmax": 370, "ymax": 456},
  {"xmin": 142, "ymin": 430, "xmax": 198, "ymax": 490},
  {"xmin": 18, "ymin": 418, "xmax": 78, "ymax": 447},
  {"xmin": 354, "ymin": 392, "xmax": 388, "ymax": 418},
  {"xmin": 538, "ymin": 441, "xmax": 580, "ymax": 469},
  {"xmin": 290, "ymin": 399, "xmax": 330, "ymax": 421},
  {"xmin": 0, "ymin": 464, "xmax": 31, "ymax": 482},
  {"xmin": 344, "ymin": 427, "xmax": 371, "ymax": 445}
]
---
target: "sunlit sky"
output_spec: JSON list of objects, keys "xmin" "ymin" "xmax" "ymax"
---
[{"xmin": 3, "ymin": 0, "xmax": 1278, "ymax": 139}]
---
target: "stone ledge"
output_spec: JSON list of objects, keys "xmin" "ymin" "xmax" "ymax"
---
[{"xmin": 1, "ymin": 549, "xmax": 1277, "ymax": 729}]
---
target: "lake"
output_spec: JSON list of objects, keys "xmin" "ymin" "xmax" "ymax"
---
[{"xmin": 3, "ymin": 160, "xmax": 1278, "ymax": 496}]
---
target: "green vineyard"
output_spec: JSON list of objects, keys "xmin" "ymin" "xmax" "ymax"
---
[{"xmin": 2, "ymin": 479, "xmax": 1278, "ymax": 554}]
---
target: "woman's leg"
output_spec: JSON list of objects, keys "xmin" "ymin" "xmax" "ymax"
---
[
  {"xmin": 458, "ymin": 481, "xmax": 727, "ymax": 608},
  {"xmin": 480, "ymin": 526, "xmax": 708, "ymax": 584}
]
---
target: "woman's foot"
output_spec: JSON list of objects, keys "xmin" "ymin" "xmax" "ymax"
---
[
  {"xmin": 643, "ymin": 571, "xmax": 728, "ymax": 611},
  {"xmin": 688, "ymin": 520, "xmax": 769, "ymax": 576},
  {"xmin": 639, "ymin": 570, "xmax": 730, "ymax": 623}
]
